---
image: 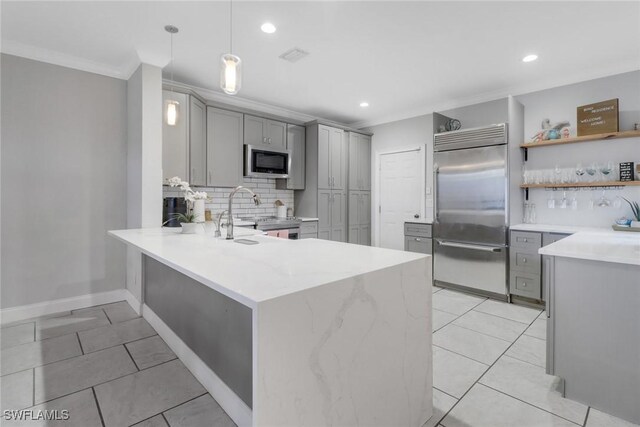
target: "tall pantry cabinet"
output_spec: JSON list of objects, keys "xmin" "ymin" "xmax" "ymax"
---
[
  {"xmin": 295, "ymin": 124, "xmax": 372, "ymax": 245},
  {"xmin": 295, "ymin": 124, "xmax": 348, "ymax": 242}
]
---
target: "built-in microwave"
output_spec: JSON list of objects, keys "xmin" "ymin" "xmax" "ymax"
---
[{"xmin": 244, "ymin": 144, "xmax": 291, "ymax": 178}]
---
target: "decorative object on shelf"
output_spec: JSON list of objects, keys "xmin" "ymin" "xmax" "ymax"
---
[
  {"xmin": 561, "ymin": 127, "xmax": 571, "ymax": 138},
  {"xmin": 167, "ymin": 176, "xmax": 209, "ymax": 222},
  {"xmin": 621, "ymin": 197, "xmax": 640, "ymax": 228},
  {"xmin": 164, "ymin": 25, "xmax": 180, "ymax": 126},
  {"xmin": 445, "ymin": 118, "xmax": 461, "ymax": 132},
  {"xmin": 615, "ymin": 217, "xmax": 632, "ymax": 226},
  {"xmin": 220, "ymin": 0, "xmax": 241, "ymax": 95},
  {"xmin": 529, "ymin": 119, "xmax": 571, "ymax": 142},
  {"xmin": 577, "ymin": 98, "xmax": 619, "ymax": 136},
  {"xmin": 620, "ymin": 162, "xmax": 634, "ymax": 182},
  {"xmin": 171, "ymin": 212, "xmax": 200, "ymax": 234},
  {"xmin": 521, "ymin": 129, "xmax": 640, "ymax": 148}
]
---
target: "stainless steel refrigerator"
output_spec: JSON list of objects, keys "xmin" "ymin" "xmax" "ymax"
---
[{"xmin": 433, "ymin": 124, "xmax": 509, "ymax": 297}]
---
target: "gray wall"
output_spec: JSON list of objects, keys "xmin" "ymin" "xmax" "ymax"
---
[{"xmin": 1, "ymin": 54, "xmax": 127, "ymax": 308}]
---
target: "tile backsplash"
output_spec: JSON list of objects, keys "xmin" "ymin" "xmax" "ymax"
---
[{"xmin": 163, "ymin": 177, "xmax": 294, "ymax": 219}]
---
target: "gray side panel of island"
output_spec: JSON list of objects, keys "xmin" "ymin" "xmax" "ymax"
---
[{"xmin": 144, "ymin": 255, "xmax": 253, "ymax": 408}]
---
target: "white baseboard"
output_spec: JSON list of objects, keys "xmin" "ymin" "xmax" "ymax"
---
[
  {"xmin": 142, "ymin": 304, "xmax": 252, "ymax": 427},
  {"xmin": 0, "ymin": 289, "xmax": 135, "ymax": 325}
]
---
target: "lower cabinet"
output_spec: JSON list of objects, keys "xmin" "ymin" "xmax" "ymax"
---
[
  {"xmin": 318, "ymin": 190, "xmax": 346, "ymax": 242},
  {"xmin": 348, "ymin": 190, "xmax": 371, "ymax": 245},
  {"xmin": 300, "ymin": 221, "xmax": 318, "ymax": 239},
  {"xmin": 404, "ymin": 222, "xmax": 432, "ymax": 254},
  {"xmin": 509, "ymin": 230, "xmax": 569, "ymax": 301}
]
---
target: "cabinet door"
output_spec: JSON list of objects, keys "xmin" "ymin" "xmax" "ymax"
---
[
  {"xmin": 286, "ymin": 125, "xmax": 305, "ymax": 189},
  {"xmin": 348, "ymin": 225, "xmax": 359, "ymax": 244},
  {"xmin": 266, "ymin": 120, "xmax": 287, "ymax": 148},
  {"xmin": 207, "ymin": 107, "xmax": 243, "ymax": 187},
  {"xmin": 244, "ymin": 115, "xmax": 266, "ymax": 145},
  {"xmin": 359, "ymin": 192, "xmax": 371, "ymax": 225},
  {"xmin": 359, "ymin": 224, "xmax": 371, "ymax": 246},
  {"xmin": 348, "ymin": 133, "xmax": 360, "ymax": 190},
  {"xmin": 162, "ymin": 90, "xmax": 189, "ymax": 182},
  {"xmin": 542, "ymin": 233, "xmax": 570, "ymax": 246},
  {"xmin": 189, "ymin": 96, "xmax": 207, "ymax": 186},
  {"xmin": 348, "ymin": 191, "xmax": 360, "ymax": 226},
  {"xmin": 359, "ymin": 135, "xmax": 371, "ymax": 190},
  {"xmin": 317, "ymin": 190, "xmax": 332, "ymax": 240},
  {"xmin": 331, "ymin": 191, "xmax": 347, "ymax": 242},
  {"xmin": 318, "ymin": 125, "xmax": 332, "ymax": 190},
  {"xmin": 405, "ymin": 236, "xmax": 431, "ymax": 254},
  {"xmin": 330, "ymin": 128, "xmax": 346, "ymax": 190}
]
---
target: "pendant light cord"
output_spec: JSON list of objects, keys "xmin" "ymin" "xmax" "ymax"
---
[
  {"xmin": 229, "ymin": 0, "xmax": 233, "ymax": 54},
  {"xmin": 170, "ymin": 30, "xmax": 174, "ymax": 92}
]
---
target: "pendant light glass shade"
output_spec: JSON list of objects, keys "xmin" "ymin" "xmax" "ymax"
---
[
  {"xmin": 166, "ymin": 100, "xmax": 179, "ymax": 126},
  {"xmin": 220, "ymin": 54, "xmax": 241, "ymax": 95}
]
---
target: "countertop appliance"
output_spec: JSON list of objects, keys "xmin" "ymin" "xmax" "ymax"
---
[
  {"xmin": 244, "ymin": 144, "xmax": 291, "ymax": 178},
  {"xmin": 239, "ymin": 216, "xmax": 302, "ymax": 239},
  {"xmin": 163, "ymin": 197, "xmax": 187, "ymax": 227},
  {"xmin": 433, "ymin": 124, "xmax": 509, "ymax": 297}
]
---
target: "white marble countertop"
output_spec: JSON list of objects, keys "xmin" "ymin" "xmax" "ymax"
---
[
  {"xmin": 510, "ymin": 223, "xmax": 610, "ymax": 234},
  {"xmin": 538, "ymin": 230, "xmax": 640, "ymax": 266},
  {"xmin": 109, "ymin": 228, "xmax": 427, "ymax": 308}
]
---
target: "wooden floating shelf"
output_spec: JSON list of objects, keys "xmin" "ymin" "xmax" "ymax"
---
[
  {"xmin": 521, "ymin": 181, "xmax": 640, "ymax": 189},
  {"xmin": 520, "ymin": 130, "xmax": 640, "ymax": 148}
]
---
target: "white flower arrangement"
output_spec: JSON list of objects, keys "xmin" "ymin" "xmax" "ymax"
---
[{"xmin": 167, "ymin": 176, "xmax": 209, "ymax": 204}]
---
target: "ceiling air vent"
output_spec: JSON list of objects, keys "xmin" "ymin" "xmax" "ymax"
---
[{"xmin": 279, "ymin": 47, "xmax": 309, "ymax": 63}]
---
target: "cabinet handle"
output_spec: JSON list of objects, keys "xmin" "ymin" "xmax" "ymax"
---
[
  {"xmin": 263, "ymin": 137, "xmax": 266, "ymax": 143},
  {"xmin": 522, "ymin": 282, "xmax": 528, "ymax": 287},
  {"xmin": 268, "ymin": 137, "xmax": 272, "ymax": 144},
  {"xmin": 523, "ymin": 238, "xmax": 528, "ymax": 242},
  {"xmin": 415, "ymin": 238, "xmax": 421, "ymax": 242},
  {"xmin": 522, "ymin": 258, "xmax": 527, "ymax": 263}
]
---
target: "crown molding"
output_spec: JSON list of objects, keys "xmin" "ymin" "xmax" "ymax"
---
[{"xmin": 350, "ymin": 60, "xmax": 640, "ymax": 129}]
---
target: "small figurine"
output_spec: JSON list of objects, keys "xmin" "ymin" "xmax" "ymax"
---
[
  {"xmin": 561, "ymin": 127, "xmax": 571, "ymax": 138},
  {"xmin": 532, "ymin": 131, "xmax": 544, "ymax": 142},
  {"xmin": 530, "ymin": 118, "xmax": 571, "ymax": 141}
]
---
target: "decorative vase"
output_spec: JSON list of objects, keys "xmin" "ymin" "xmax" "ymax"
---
[
  {"xmin": 192, "ymin": 199, "xmax": 205, "ymax": 223},
  {"xmin": 181, "ymin": 223, "xmax": 199, "ymax": 234}
]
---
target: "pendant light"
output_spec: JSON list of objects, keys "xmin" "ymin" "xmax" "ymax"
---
[
  {"xmin": 165, "ymin": 25, "xmax": 180, "ymax": 126},
  {"xmin": 220, "ymin": 0, "xmax": 241, "ymax": 95}
]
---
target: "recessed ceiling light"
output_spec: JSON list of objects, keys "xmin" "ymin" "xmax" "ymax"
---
[
  {"xmin": 522, "ymin": 54, "xmax": 538, "ymax": 63},
  {"xmin": 359, "ymin": 102, "xmax": 369, "ymax": 108},
  {"xmin": 261, "ymin": 22, "xmax": 276, "ymax": 34}
]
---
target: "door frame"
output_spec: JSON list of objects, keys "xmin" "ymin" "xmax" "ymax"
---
[{"xmin": 373, "ymin": 145, "xmax": 426, "ymax": 248}]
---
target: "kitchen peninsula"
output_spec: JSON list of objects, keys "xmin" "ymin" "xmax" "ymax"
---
[
  {"xmin": 109, "ymin": 228, "xmax": 433, "ymax": 427},
  {"xmin": 540, "ymin": 230, "xmax": 640, "ymax": 425}
]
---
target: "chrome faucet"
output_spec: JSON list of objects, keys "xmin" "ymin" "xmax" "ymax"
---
[
  {"xmin": 213, "ymin": 210, "xmax": 228, "ymax": 238},
  {"xmin": 226, "ymin": 186, "xmax": 261, "ymax": 240}
]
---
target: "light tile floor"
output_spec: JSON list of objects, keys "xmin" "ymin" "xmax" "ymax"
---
[{"xmin": 1, "ymin": 292, "xmax": 636, "ymax": 427}]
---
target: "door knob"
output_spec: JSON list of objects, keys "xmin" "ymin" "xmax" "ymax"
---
[{"xmin": 414, "ymin": 214, "xmax": 420, "ymax": 218}]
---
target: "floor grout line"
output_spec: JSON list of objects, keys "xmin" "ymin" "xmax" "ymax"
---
[
  {"xmin": 433, "ymin": 386, "xmax": 459, "ymax": 401},
  {"xmin": 128, "ymin": 392, "xmax": 209, "ymax": 427},
  {"xmin": 470, "ymin": 307, "xmax": 542, "ymax": 325},
  {"xmin": 478, "ymin": 383, "xmax": 583, "ymax": 426},
  {"xmin": 432, "ymin": 344, "xmax": 491, "ymax": 367},
  {"xmin": 160, "ymin": 412, "xmax": 171, "ymax": 426},
  {"xmin": 583, "ymin": 406, "xmax": 591, "ymax": 427},
  {"xmin": 442, "ymin": 322, "xmax": 517, "ymax": 344},
  {"xmin": 92, "ymin": 387, "xmax": 107, "ymax": 427},
  {"xmin": 500, "ymin": 353, "xmax": 545, "ymax": 370},
  {"xmin": 123, "ymin": 341, "xmax": 141, "ymax": 371},
  {"xmin": 76, "ymin": 332, "xmax": 85, "ymax": 355}
]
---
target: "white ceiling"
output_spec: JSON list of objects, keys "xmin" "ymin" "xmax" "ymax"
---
[{"xmin": 2, "ymin": 1, "xmax": 639, "ymax": 127}]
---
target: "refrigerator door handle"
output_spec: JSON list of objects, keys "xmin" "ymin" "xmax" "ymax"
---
[
  {"xmin": 433, "ymin": 164, "xmax": 439, "ymax": 222},
  {"xmin": 436, "ymin": 240, "xmax": 504, "ymax": 253}
]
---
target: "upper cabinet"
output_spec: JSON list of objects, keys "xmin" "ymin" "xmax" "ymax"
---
[
  {"xmin": 189, "ymin": 97, "xmax": 207, "ymax": 186},
  {"xmin": 162, "ymin": 90, "xmax": 190, "ymax": 182},
  {"xmin": 206, "ymin": 107, "xmax": 243, "ymax": 187},
  {"xmin": 318, "ymin": 125, "xmax": 346, "ymax": 190},
  {"xmin": 244, "ymin": 114, "xmax": 286, "ymax": 148},
  {"xmin": 276, "ymin": 124, "xmax": 306, "ymax": 190},
  {"xmin": 348, "ymin": 132, "xmax": 371, "ymax": 191}
]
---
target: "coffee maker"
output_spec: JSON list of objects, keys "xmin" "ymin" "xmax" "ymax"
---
[{"xmin": 163, "ymin": 197, "xmax": 187, "ymax": 227}]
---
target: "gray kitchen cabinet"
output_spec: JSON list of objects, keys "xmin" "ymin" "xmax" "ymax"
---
[
  {"xmin": 509, "ymin": 230, "xmax": 570, "ymax": 301},
  {"xmin": 348, "ymin": 190, "xmax": 371, "ymax": 245},
  {"xmin": 348, "ymin": 132, "xmax": 371, "ymax": 191},
  {"xmin": 295, "ymin": 123, "xmax": 348, "ymax": 243},
  {"xmin": 275, "ymin": 124, "xmax": 306, "ymax": 190},
  {"xmin": 206, "ymin": 107, "xmax": 244, "ymax": 188},
  {"xmin": 162, "ymin": 90, "xmax": 189, "ymax": 182},
  {"xmin": 300, "ymin": 221, "xmax": 318, "ymax": 239},
  {"xmin": 244, "ymin": 114, "xmax": 286, "ymax": 148},
  {"xmin": 189, "ymin": 96, "xmax": 207, "ymax": 186},
  {"xmin": 404, "ymin": 222, "xmax": 432, "ymax": 254}
]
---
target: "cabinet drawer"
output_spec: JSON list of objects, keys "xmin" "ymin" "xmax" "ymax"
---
[
  {"xmin": 510, "ymin": 248, "xmax": 541, "ymax": 274},
  {"xmin": 511, "ymin": 231, "xmax": 542, "ymax": 250},
  {"xmin": 510, "ymin": 271, "xmax": 541, "ymax": 299},
  {"xmin": 542, "ymin": 232, "xmax": 570, "ymax": 247},
  {"xmin": 405, "ymin": 236, "xmax": 432, "ymax": 254},
  {"xmin": 300, "ymin": 221, "xmax": 318, "ymax": 234},
  {"xmin": 300, "ymin": 233, "xmax": 317, "ymax": 239},
  {"xmin": 404, "ymin": 222, "xmax": 432, "ymax": 238}
]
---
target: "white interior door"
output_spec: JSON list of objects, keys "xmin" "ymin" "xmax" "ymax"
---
[{"xmin": 379, "ymin": 148, "xmax": 423, "ymax": 250}]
